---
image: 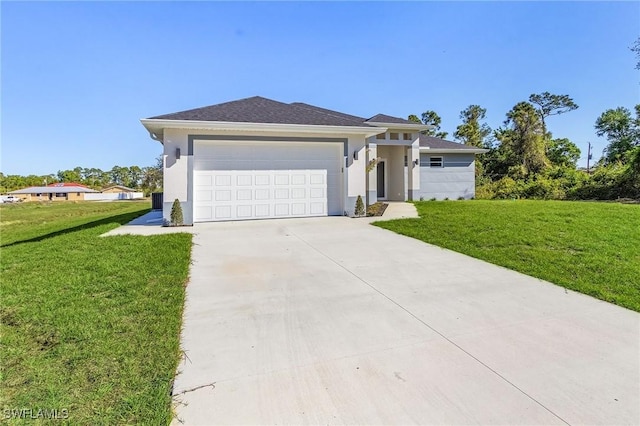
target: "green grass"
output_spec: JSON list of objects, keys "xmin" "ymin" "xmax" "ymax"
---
[
  {"xmin": 1, "ymin": 201, "xmax": 192, "ymax": 424},
  {"xmin": 375, "ymin": 200, "xmax": 640, "ymax": 312}
]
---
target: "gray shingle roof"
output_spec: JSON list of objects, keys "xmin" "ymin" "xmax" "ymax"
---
[
  {"xmin": 148, "ymin": 96, "xmax": 418, "ymax": 128},
  {"xmin": 150, "ymin": 96, "xmax": 367, "ymax": 127},
  {"xmin": 366, "ymin": 113, "xmax": 416, "ymax": 125},
  {"xmin": 419, "ymin": 134, "xmax": 483, "ymax": 150},
  {"xmin": 289, "ymin": 102, "xmax": 366, "ymax": 123}
]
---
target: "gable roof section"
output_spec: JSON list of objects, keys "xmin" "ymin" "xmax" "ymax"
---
[
  {"xmin": 419, "ymin": 135, "xmax": 488, "ymax": 152},
  {"xmin": 366, "ymin": 113, "xmax": 416, "ymax": 125},
  {"xmin": 149, "ymin": 96, "xmax": 367, "ymax": 127}
]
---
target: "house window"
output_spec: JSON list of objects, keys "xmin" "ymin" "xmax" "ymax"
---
[
  {"xmin": 376, "ymin": 132, "xmax": 386, "ymax": 140},
  {"xmin": 429, "ymin": 156, "xmax": 444, "ymax": 168},
  {"xmin": 77, "ymin": 193, "xmax": 80, "ymax": 196},
  {"xmin": 403, "ymin": 133, "xmax": 412, "ymax": 140},
  {"xmin": 390, "ymin": 132, "xmax": 399, "ymax": 140},
  {"xmin": 55, "ymin": 193, "xmax": 66, "ymax": 197}
]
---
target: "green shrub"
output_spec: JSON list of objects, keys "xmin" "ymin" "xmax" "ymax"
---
[
  {"xmin": 170, "ymin": 199, "xmax": 183, "ymax": 226},
  {"xmin": 493, "ymin": 177, "xmax": 520, "ymax": 199},
  {"xmin": 354, "ymin": 195, "xmax": 365, "ymax": 217}
]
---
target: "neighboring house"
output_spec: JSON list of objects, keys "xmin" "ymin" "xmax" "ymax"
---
[
  {"xmin": 101, "ymin": 185, "xmax": 137, "ymax": 193},
  {"xmin": 141, "ymin": 96, "xmax": 486, "ymax": 224},
  {"xmin": 9, "ymin": 183, "xmax": 98, "ymax": 201},
  {"xmin": 83, "ymin": 185, "xmax": 145, "ymax": 201}
]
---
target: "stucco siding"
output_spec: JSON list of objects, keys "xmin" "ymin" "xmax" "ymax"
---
[{"xmin": 417, "ymin": 153, "xmax": 476, "ymax": 200}]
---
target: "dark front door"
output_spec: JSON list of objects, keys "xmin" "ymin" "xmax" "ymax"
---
[{"xmin": 377, "ymin": 161, "xmax": 385, "ymax": 198}]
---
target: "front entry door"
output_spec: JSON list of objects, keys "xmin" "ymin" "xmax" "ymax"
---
[{"xmin": 377, "ymin": 160, "xmax": 386, "ymax": 199}]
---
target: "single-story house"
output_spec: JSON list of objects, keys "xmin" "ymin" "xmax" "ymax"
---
[
  {"xmin": 9, "ymin": 183, "xmax": 98, "ymax": 201},
  {"xmin": 83, "ymin": 185, "xmax": 145, "ymax": 201},
  {"xmin": 141, "ymin": 96, "xmax": 486, "ymax": 224}
]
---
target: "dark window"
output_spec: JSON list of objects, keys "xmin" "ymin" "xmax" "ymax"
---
[
  {"xmin": 429, "ymin": 156, "xmax": 443, "ymax": 168},
  {"xmin": 376, "ymin": 132, "xmax": 386, "ymax": 140},
  {"xmin": 389, "ymin": 132, "xmax": 399, "ymax": 140},
  {"xmin": 403, "ymin": 133, "xmax": 412, "ymax": 140}
]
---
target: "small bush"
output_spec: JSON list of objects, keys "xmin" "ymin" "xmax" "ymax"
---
[
  {"xmin": 170, "ymin": 199, "xmax": 183, "ymax": 226},
  {"xmin": 354, "ymin": 195, "xmax": 365, "ymax": 217}
]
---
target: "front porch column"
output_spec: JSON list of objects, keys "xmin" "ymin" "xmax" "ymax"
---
[
  {"xmin": 407, "ymin": 139, "xmax": 420, "ymax": 200},
  {"xmin": 366, "ymin": 143, "xmax": 377, "ymax": 205}
]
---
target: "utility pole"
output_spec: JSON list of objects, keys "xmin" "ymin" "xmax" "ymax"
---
[{"xmin": 587, "ymin": 142, "xmax": 593, "ymax": 174}]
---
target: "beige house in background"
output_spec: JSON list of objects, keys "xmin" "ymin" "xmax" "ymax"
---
[
  {"xmin": 8, "ymin": 184, "xmax": 99, "ymax": 202},
  {"xmin": 101, "ymin": 185, "xmax": 137, "ymax": 194}
]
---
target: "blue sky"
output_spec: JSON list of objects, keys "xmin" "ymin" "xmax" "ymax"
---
[{"xmin": 2, "ymin": 1, "xmax": 639, "ymax": 176}]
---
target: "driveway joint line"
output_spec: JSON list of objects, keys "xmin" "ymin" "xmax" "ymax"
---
[
  {"xmin": 289, "ymin": 228, "xmax": 571, "ymax": 426},
  {"xmin": 173, "ymin": 336, "xmax": 442, "ymax": 392}
]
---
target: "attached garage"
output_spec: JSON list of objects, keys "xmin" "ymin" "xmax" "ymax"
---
[
  {"xmin": 141, "ymin": 96, "xmax": 434, "ymax": 225},
  {"xmin": 192, "ymin": 140, "xmax": 343, "ymax": 222}
]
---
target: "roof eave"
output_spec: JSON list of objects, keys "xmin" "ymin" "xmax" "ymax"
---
[
  {"xmin": 365, "ymin": 122, "xmax": 431, "ymax": 131},
  {"xmin": 140, "ymin": 119, "xmax": 388, "ymax": 141},
  {"xmin": 419, "ymin": 147, "xmax": 488, "ymax": 154}
]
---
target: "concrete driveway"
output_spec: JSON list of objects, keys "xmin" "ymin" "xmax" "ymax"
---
[{"xmin": 172, "ymin": 216, "xmax": 639, "ymax": 425}]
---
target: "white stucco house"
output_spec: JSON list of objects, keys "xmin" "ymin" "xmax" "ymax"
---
[{"xmin": 141, "ymin": 96, "xmax": 486, "ymax": 225}]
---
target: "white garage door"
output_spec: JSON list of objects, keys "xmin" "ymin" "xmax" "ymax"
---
[{"xmin": 193, "ymin": 141, "xmax": 342, "ymax": 222}]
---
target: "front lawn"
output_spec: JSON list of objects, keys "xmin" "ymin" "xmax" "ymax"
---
[
  {"xmin": 374, "ymin": 200, "xmax": 640, "ymax": 312},
  {"xmin": 1, "ymin": 201, "xmax": 192, "ymax": 424}
]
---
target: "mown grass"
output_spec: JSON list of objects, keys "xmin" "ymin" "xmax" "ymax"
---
[
  {"xmin": 375, "ymin": 200, "xmax": 640, "ymax": 312},
  {"xmin": 0, "ymin": 201, "xmax": 192, "ymax": 424}
]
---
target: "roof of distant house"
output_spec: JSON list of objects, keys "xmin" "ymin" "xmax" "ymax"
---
[
  {"xmin": 102, "ymin": 185, "xmax": 136, "ymax": 192},
  {"xmin": 48, "ymin": 182, "xmax": 89, "ymax": 188},
  {"xmin": 9, "ymin": 186, "xmax": 99, "ymax": 194}
]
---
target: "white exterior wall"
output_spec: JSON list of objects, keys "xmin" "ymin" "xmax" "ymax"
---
[
  {"xmin": 345, "ymin": 135, "xmax": 367, "ymax": 216},
  {"xmin": 163, "ymin": 128, "xmax": 192, "ymax": 224},
  {"xmin": 418, "ymin": 153, "xmax": 476, "ymax": 200},
  {"xmin": 407, "ymin": 140, "xmax": 420, "ymax": 200}
]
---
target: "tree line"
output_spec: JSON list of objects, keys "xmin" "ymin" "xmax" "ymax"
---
[
  {"xmin": 409, "ymin": 92, "xmax": 639, "ymax": 201},
  {"xmin": 0, "ymin": 157, "xmax": 163, "ymax": 196}
]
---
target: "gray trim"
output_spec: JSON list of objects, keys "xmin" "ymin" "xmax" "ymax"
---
[{"xmin": 188, "ymin": 134, "xmax": 349, "ymax": 156}]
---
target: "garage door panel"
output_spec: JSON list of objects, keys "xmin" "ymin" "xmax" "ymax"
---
[
  {"xmin": 255, "ymin": 204, "xmax": 270, "ymax": 217},
  {"xmin": 236, "ymin": 189, "xmax": 252, "ymax": 200},
  {"xmin": 194, "ymin": 169, "xmax": 329, "ymax": 222},
  {"xmin": 195, "ymin": 206, "xmax": 212, "ymax": 221},
  {"xmin": 193, "ymin": 141, "xmax": 340, "ymax": 222},
  {"xmin": 236, "ymin": 205, "xmax": 252, "ymax": 218},
  {"xmin": 215, "ymin": 206, "xmax": 232, "ymax": 219},
  {"xmin": 196, "ymin": 190, "xmax": 212, "ymax": 201}
]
